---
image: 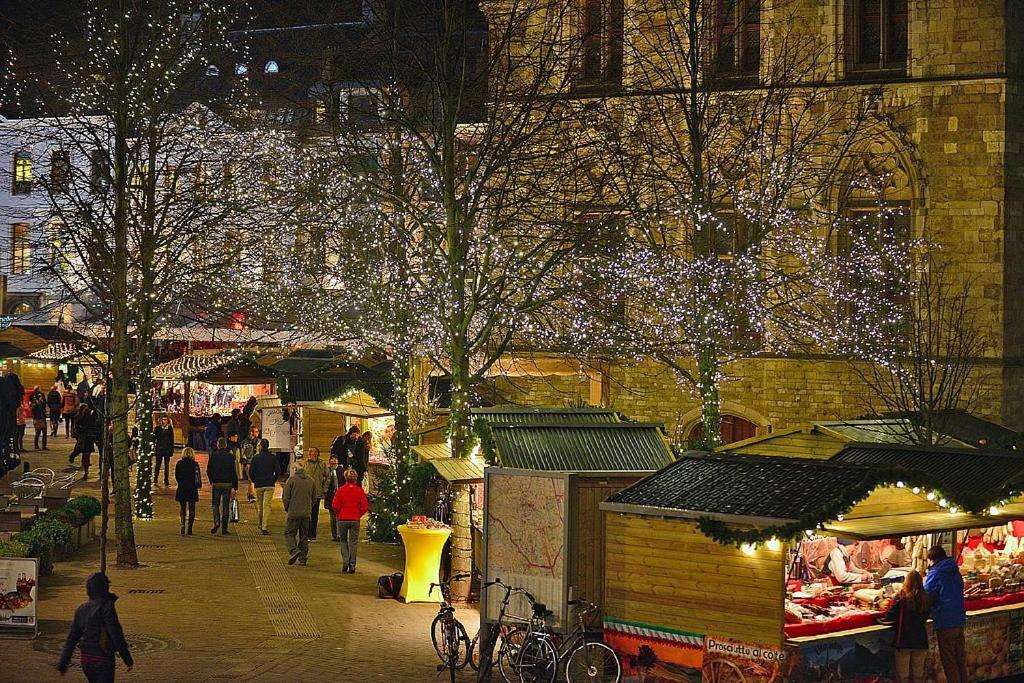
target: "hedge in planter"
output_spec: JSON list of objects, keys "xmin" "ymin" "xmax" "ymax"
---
[
  {"xmin": 64, "ymin": 496, "xmax": 101, "ymax": 520},
  {"xmin": 0, "ymin": 538, "xmax": 28, "ymax": 559}
]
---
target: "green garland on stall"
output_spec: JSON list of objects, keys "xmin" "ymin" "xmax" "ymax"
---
[
  {"xmin": 473, "ymin": 416, "xmax": 498, "ymax": 465},
  {"xmin": 698, "ymin": 466, "xmax": 1021, "ymax": 547}
]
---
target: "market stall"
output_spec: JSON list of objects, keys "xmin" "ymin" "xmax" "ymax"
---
[
  {"xmin": 478, "ymin": 409, "xmax": 675, "ymax": 634},
  {"xmin": 599, "ymin": 447, "xmax": 1024, "ymax": 683},
  {"xmin": 152, "ymin": 350, "xmax": 277, "ymax": 450}
]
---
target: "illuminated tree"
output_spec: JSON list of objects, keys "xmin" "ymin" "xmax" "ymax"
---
[
  {"xmin": 5, "ymin": 0, "xmax": 260, "ymax": 564},
  {"xmin": 563, "ymin": 0, "xmax": 897, "ymax": 448}
]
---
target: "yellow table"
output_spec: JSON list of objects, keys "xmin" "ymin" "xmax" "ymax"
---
[{"xmin": 398, "ymin": 524, "xmax": 452, "ymax": 603}]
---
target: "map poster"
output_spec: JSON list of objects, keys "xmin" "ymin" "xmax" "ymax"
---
[
  {"xmin": 261, "ymin": 407, "xmax": 293, "ymax": 451},
  {"xmin": 0, "ymin": 557, "xmax": 38, "ymax": 636}
]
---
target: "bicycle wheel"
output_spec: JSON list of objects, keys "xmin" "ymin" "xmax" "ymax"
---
[
  {"xmin": 515, "ymin": 634, "xmax": 558, "ymax": 683},
  {"xmin": 498, "ymin": 628, "xmax": 527, "ymax": 683},
  {"xmin": 430, "ymin": 614, "xmax": 448, "ymax": 663},
  {"xmin": 469, "ymin": 631, "xmax": 481, "ymax": 671},
  {"xmin": 565, "ymin": 642, "xmax": 622, "ymax": 683},
  {"xmin": 453, "ymin": 620, "xmax": 472, "ymax": 669}
]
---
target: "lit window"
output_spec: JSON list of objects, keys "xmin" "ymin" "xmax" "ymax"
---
[
  {"xmin": 49, "ymin": 150, "xmax": 71, "ymax": 193},
  {"xmin": 235, "ymin": 63, "xmax": 248, "ymax": 75},
  {"xmin": 849, "ymin": 0, "xmax": 908, "ymax": 74},
  {"xmin": 206, "ymin": 64, "xmax": 220, "ymax": 77},
  {"xmin": 264, "ymin": 60, "xmax": 279, "ymax": 74},
  {"xmin": 11, "ymin": 223, "xmax": 30, "ymax": 274},
  {"xmin": 12, "ymin": 153, "xmax": 32, "ymax": 195},
  {"xmin": 348, "ymin": 94, "xmax": 379, "ymax": 127}
]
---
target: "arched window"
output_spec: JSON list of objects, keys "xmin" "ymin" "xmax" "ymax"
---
[
  {"xmin": 264, "ymin": 60, "xmax": 279, "ymax": 74},
  {"xmin": 11, "ymin": 302, "xmax": 32, "ymax": 315},
  {"xmin": 688, "ymin": 414, "xmax": 759, "ymax": 445},
  {"xmin": 206, "ymin": 64, "xmax": 220, "ymax": 77}
]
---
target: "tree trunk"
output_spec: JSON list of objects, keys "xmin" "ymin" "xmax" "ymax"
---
[
  {"xmin": 134, "ymin": 335, "xmax": 155, "ymax": 518},
  {"xmin": 696, "ymin": 344, "xmax": 722, "ymax": 450},
  {"xmin": 447, "ymin": 338, "xmax": 473, "ymax": 601},
  {"xmin": 99, "ymin": 419, "xmax": 110, "ymax": 574},
  {"xmin": 391, "ymin": 349, "xmax": 412, "ymax": 465}
]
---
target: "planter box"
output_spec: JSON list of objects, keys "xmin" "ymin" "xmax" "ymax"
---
[{"xmin": 55, "ymin": 517, "xmax": 97, "ymax": 562}]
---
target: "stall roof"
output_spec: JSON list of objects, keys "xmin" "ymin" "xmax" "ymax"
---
[
  {"xmin": 25, "ymin": 342, "xmax": 97, "ymax": 363},
  {"xmin": 832, "ymin": 443, "xmax": 1024, "ymax": 510},
  {"xmin": 868, "ymin": 410, "xmax": 1018, "ymax": 448},
  {"xmin": 605, "ymin": 454, "xmax": 875, "ymax": 523},
  {"xmin": 0, "ymin": 342, "xmax": 28, "ymax": 358},
  {"xmin": 411, "ymin": 443, "xmax": 452, "ymax": 461},
  {"xmin": 822, "ymin": 510, "xmax": 996, "ymax": 539},
  {"xmin": 152, "ymin": 351, "xmax": 277, "ymax": 384},
  {"xmin": 428, "ymin": 457, "xmax": 484, "ymax": 484},
  {"xmin": 487, "ymin": 422, "xmax": 674, "ymax": 472},
  {"xmin": 472, "ymin": 407, "xmax": 621, "ymax": 425}
]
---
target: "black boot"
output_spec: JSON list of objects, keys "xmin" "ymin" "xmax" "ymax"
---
[
  {"xmin": 180, "ymin": 523, "xmax": 185, "ymax": 536},
  {"xmin": 187, "ymin": 520, "xmax": 194, "ymax": 535}
]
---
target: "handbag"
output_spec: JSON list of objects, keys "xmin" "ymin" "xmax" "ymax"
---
[
  {"xmin": 230, "ymin": 497, "xmax": 240, "ymax": 523},
  {"xmin": 194, "ymin": 463, "xmax": 202, "ymax": 489}
]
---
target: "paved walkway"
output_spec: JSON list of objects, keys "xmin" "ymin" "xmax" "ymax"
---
[{"xmin": 1, "ymin": 433, "xmax": 479, "ymax": 682}]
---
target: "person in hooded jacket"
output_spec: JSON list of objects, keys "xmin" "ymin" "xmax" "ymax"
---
[
  {"xmin": 924, "ymin": 545, "xmax": 968, "ymax": 683},
  {"xmin": 57, "ymin": 572, "xmax": 134, "ymax": 681},
  {"xmin": 174, "ymin": 447, "xmax": 202, "ymax": 535}
]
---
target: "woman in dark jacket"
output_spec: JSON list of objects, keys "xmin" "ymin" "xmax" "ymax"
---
[
  {"xmin": 174, "ymin": 447, "xmax": 202, "ymax": 535},
  {"xmin": 57, "ymin": 572, "xmax": 134, "ymax": 680},
  {"xmin": 351, "ymin": 430, "xmax": 372, "ymax": 486},
  {"xmin": 879, "ymin": 570, "xmax": 930, "ymax": 683}
]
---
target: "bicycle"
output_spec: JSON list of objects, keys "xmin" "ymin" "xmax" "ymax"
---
[
  {"xmin": 467, "ymin": 578, "xmax": 533, "ymax": 680},
  {"xmin": 513, "ymin": 598, "xmax": 621, "ymax": 683},
  {"xmin": 429, "ymin": 573, "xmax": 473, "ymax": 682}
]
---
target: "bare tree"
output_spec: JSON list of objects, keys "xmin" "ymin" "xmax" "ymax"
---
[
  {"xmin": 847, "ymin": 254, "xmax": 991, "ymax": 445},
  {"xmin": 6, "ymin": 0, "xmax": 257, "ymax": 566},
  {"xmin": 564, "ymin": 0, "xmax": 894, "ymax": 448}
]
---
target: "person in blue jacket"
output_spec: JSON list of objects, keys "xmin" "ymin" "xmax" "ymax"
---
[
  {"xmin": 204, "ymin": 413, "xmax": 222, "ymax": 452},
  {"xmin": 923, "ymin": 546, "xmax": 967, "ymax": 683}
]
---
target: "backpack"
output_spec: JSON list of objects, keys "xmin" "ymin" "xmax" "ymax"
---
[{"xmin": 377, "ymin": 572, "xmax": 404, "ymax": 599}]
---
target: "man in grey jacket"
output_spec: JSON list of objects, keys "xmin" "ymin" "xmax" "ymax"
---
[{"xmin": 282, "ymin": 462, "xmax": 318, "ymax": 566}]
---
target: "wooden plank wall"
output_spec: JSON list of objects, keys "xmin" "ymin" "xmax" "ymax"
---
[
  {"xmin": 843, "ymin": 486, "xmax": 938, "ymax": 519},
  {"xmin": 303, "ymin": 408, "xmax": 346, "ymax": 459},
  {"xmin": 572, "ymin": 475, "xmax": 643, "ymax": 615},
  {"xmin": 726, "ymin": 430, "xmax": 844, "ymax": 459},
  {"xmin": 604, "ymin": 513, "xmax": 786, "ymax": 647},
  {"xmin": 5, "ymin": 360, "xmax": 59, "ymax": 393}
]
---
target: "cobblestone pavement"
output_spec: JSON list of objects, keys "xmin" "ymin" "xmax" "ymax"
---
[{"xmin": 1, "ymin": 432, "xmax": 480, "ymax": 682}]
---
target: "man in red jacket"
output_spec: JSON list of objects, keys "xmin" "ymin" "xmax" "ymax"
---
[{"xmin": 331, "ymin": 468, "xmax": 369, "ymax": 573}]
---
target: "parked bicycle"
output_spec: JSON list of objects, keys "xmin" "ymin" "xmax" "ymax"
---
[
  {"xmin": 514, "ymin": 598, "xmax": 621, "ymax": 683},
  {"xmin": 467, "ymin": 577, "xmax": 533, "ymax": 680},
  {"xmin": 429, "ymin": 573, "xmax": 473, "ymax": 682}
]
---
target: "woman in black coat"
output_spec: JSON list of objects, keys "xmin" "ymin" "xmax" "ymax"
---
[{"xmin": 174, "ymin": 447, "xmax": 202, "ymax": 535}]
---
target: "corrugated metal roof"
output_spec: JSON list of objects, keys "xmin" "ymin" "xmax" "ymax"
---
[
  {"xmin": 489, "ymin": 422, "xmax": 673, "ymax": 472},
  {"xmin": 606, "ymin": 454, "xmax": 875, "ymax": 520},
  {"xmin": 817, "ymin": 420, "xmax": 972, "ymax": 448},
  {"xmin": 832, "ymin": 443, "xmax": 1024, "ymax": 506},
  {"xmin": 473, "ymin": 407, "xmax": 621, "ymax": 425}
]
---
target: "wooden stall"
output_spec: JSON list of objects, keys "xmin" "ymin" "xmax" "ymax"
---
[
  {"xmin": 600, "ymin": 447, "xmax": 1024, "ymax": 683},
  {"xmin": 480, "ymin": 409, "xmax": 675, "ymax": 634}
]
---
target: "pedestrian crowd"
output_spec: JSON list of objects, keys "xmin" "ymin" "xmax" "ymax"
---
[{"xmin": 16, "ymin": 375, "xmax": 107, "ymax": 481}]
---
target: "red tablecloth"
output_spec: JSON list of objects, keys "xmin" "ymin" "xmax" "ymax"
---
[
  {"xmin": 784, "ymin": 611, "xmax": 882, "ymax": 639},
  {"xmin": 965, "ymin": 591, "xmax": 1024, "ymax": 612}
]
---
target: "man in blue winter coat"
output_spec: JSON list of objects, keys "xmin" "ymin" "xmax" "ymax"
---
[{"xmin": 923, "ymin": 545, "xmax": 968, "ymax": 683}]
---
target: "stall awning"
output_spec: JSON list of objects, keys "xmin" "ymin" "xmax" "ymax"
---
[
  {"xmin": 822, "ymin": 511, "xmax": 996, "ymax": 539},
  {"xmin": 25, "ymin": 342, "xmax": 99, "ymax": 364},
  {"xmin": 412, "ymin": 443, "xmax": 452, "ymax": 461},
  {"xmin": 429, "ymin": 457, "xmax": 484, "ymax": 484},
  {"xmin": 152, "ymin": 351, "xmax": 277, "ymax": 384}
]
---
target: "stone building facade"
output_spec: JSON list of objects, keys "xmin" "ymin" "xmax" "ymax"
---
[{"xmin": 484, "ymin": 0, "xmax": 1024, "ymax": 439}]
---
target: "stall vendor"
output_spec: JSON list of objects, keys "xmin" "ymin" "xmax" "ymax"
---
[
  {"xmin": 826, "ymin": 540, "xmax": 874, "ymax": 584},
  {"xmin": 881, "ymin": 539, "xmax": 911, "ymax": 572}
]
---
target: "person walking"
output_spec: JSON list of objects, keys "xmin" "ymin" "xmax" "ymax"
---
[
  {"xmin": 879, "ymin": 570, "xmax": 930, "ymax": 683},
  {"xmin": 206, "ymin": 437, "xmax": 238, "ymax": 535},
  {"xmin": 924, "ymin": 546, "xmax": 968, "ymax": 683},
  {"xmin": 153, "ymin": 415, "xmax": 175, "ymax": 488},
  {"xmin": 57, "ymin": 572, "xmax": 134, "ymax": 681},
  {"xmin": 30, "ymin": 389, "xmax": 48, "ymax": 451},
  {"xmin": 331, "ymin": 468, "xmax": 369, "ymax": 574},
  {"xmin": 330, "ymin": 425, "xmax": 360, "ymax": 470},
  {"xmin": 249, "ymin": 438, "xmax": 280, "ymax": 535},
  {"xmin": 282, "ymin": 461, "xmax": 317, "ymax": 566},
  {"xmin": 62, "ymin": 386, "xmax": 78, "ymax": 438},
  {"xmin": 69, "ymin": 402, "xmax": 99, "ymax": 480},
  {"xmin": 302, "ymin": 447, "xmax": 328, "ymax": 541},
  {"xmin": 174, "ymin": 447, "xmax": 202, "ymax": 535},
  {"xmin": 76, "ymin": 375, "xmax": 91, "ymax": 404},
  {"xmin": 241, "ymin": 425, "xmax": 261, "ymax": 503},
  {"xmin": 47, "ymin": 384, "xmax": 63, "ymax": 438},
  {"xmin": 324, "ymin": 455, "xmax": 344, "ymax": 541}
]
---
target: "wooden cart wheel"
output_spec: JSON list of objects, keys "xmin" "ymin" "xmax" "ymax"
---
[{"xmin": 702, "ymin": 658, "xmax": 748, "ymax": 683}]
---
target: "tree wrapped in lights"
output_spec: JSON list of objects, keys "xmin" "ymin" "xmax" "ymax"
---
[
  {"xmin": 560, "ymin": 0, "xmax": 905, "ymax": 448},
  {"xmin": 236, "ymin": 0, "xmax": 602, "ymax": 598},
  {"xmin": 4, "ymin": 0, "xmax": 268, "ymax": 560}
]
